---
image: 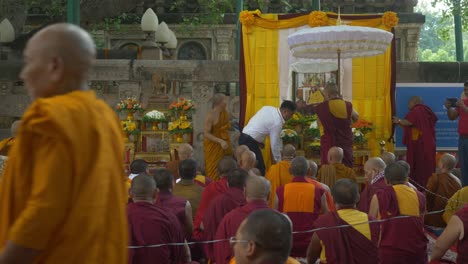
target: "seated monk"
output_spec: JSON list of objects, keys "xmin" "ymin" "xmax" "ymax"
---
[
  {"xmin": 274, "ymin": 156, "xmax": 328, "ymax": 258},
  {"xmin": 380, "ymin": 151, "xmax": 396, "ymax": 166},
  {"xmin": 265, "ymin": 144, "xmax": 295, "ymax": 207},
  {"xmin": 167, "ymin": 143, "xmax": 211, "ymax": 187},
  {"xmin": 214, "ymin": 175, "xmax": 272, "ymax": 264},
  {"xmin": 357, "ymin": 158, "xmax": 387, "ymax": 213},
  {"xmin": 369, "ymin": 163, "xmax": 427, "ymax": 264},
  {"xmin": 0, "ymin": 120, "xmax": 21, "ymax": 156},
  {"xmin": 153, "ymin": 168, "xmax": 193, "ymax": 239},
  {"xmin": 307, "ymin": 179, "xmax": 380, "ymax": 264},
  {"xmin": 443, "ymin": 186, "xmax": 468, "ymax": 223},
  {"xmin": 234, "ymin": 145, "xmax": 249, "ymax": 162},
  {"xmin": 430, "ymin": 205, "xmax": 468, "ymax": 263},
  {"xmin": 239, "ymin": 150, "xmax": 257, "ymax": 171},
  {"xmin": 202, "ymin": 168, "xmax": 248, "ymax": 261},
  {"xmin": 306, "ymin": 159, "xmax": 335, "ymax": 211},
  {"xmin": 425, "ymin": 154, "xmax": 462, "ymax": 227},
  {"xmin": 127, "ymin": 175, "xmax": 189, "ymax": 264},
  {"xmin": 232, "ymin": 209, "xmax": 295, "ymax": 264},
  {"xmin": 317, "ymin": 146, "xmax": 356, "ymax": 187},
  {"xmin": 173, "ymin": 159, "xmax": 204, "ymax": 219}
]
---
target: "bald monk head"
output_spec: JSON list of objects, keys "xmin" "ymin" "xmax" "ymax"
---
[
  {"xmin": 364, "ymin": 157, "xmax": 386, "ymax": 182},
  {"xmin": 332, "ymin": 179, "xmax": 360, "ymax": 208},
  {"xmin": 380, "ymin": 151, "xmax": 396, "ymax": 166},
  {"xmin": 245, "ymin": 175, "xmax": 271, "ymax": 202},
  {"xmin": 234, "ymin": 209, "xmax": 292, "ymax": 264},
  {"xmin": 227, "ymin": 168, "xmax": 249, "ymax": 189},
  {"xmin": 384, "ymin": 162, "xmax": 408, "ymax": 185},
  {"xmin": 130, "ymin": 174, "xmax": 158, "ymax": 202},
  {"xmin": 178, "ymin": 143, "xmax": 194, "ymax": 160},
  {"xmin": 234, "ymin": 145, "xmax": 249, "ymax": 161},
  {"xmin": 21, "ymin": 23, "xmax": 96, "ymax": 100},
  {"xmin": 130, "ymin": 159, "xmax": 148, "ymax": 174},
  {"xmin": 239, "ymin": 150, "xmax": 256, "ymax": 170},
  {"xmin": 282, "ymin": 144, "xmax": 296, "ymax": 160},
  {"xmin": 211, "ymin": 93, "xmax": 227, "ymax": 109},
  {"xmin": 248, "ymin": 168, "xmax": 262, "ymax": 177},
  {"xmin": 217, "ymin": 156, "xmax": 238, "ymax": 178},
  {"xmin": 439, "ymin": 153, "xmax": 457, "ymax": 173},
  {"xmin": 324, "ymin": 83, "xmax": 341, "ymax": 99},
  {"xmin": 153, "ymin": 168, "xmax": 174, "ymax": 191},
  {"xmin": 290, "ymin": 156, "xmax": 310, "ymax": 177},
  {"xmin": 10, "ymin": 121, "xmax": 21, "ymax": 137},
  {"xmin": 307, "ymin": 159, "xmax": 319, "ymax": 179},
  {"xmin": 396, "ymin": 160, "xmax": 410, "ymax": 177},
  {"xmin": 327, "ymin": 146, "xmax": 344, "ymax": 164},
  {"xmin": 408, "ymin": 96, "xmax": 423, "ymax": 110}
]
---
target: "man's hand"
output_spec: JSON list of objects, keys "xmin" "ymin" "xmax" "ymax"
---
[
  {"xmin": 392, "ymin": 116, "xmax": 400, "ymax": 124},
  {"xmin": 219, "ymin": 140, "xmax": 228, "ymax": 150}
]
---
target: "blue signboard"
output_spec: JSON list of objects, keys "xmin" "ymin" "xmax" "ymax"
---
[{"xmin": 395, "ymin": 83, "xmax": 463, "ymax": 150}]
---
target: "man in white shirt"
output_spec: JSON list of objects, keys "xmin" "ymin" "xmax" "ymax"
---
[
  {"xmin": 128, "ymin": 159, "xmax": 149, "ymax": 180},
  {"xmin": 239, "ymin": 100, "xmax": 296, "ymax": 175}
]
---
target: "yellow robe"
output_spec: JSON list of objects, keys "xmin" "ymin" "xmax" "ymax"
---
[
  {"xmin": 203, "ymin": 110, "xmax": 232, "ymax": 181},
  {"xmin": 0, "ymin": 90, "xmax": 128, "ymax": 263},
  {"xmin": 265, "ymin": 160, "xmax": 292, "ymax": 208},
  {"xmin": 317, "ymin": 163, "xmax": 356, "ymax": 188},
  {"xmin": 0, "ymin": 137, "xmax": 14, "ymax": 156},
  {"xmin": 443, "ymin": 186, "xmax": 468, "ymax": 223}
]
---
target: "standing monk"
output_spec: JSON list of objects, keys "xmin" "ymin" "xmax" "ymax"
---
[
  {"xmin": 0, "ymin": 24, "xmax": 128, "ymax": 263},
  {"xmin": 204, "ymin": 93, "xmax": 232, "ymax": 181},
  {"xmin": 265, "ymin": 144, "xmax": 295, "ymax": 208},
  {"xmin": 316, "ymin": 84, "xmax": 358, "ymax": 168},
  {"xmin": 393, "ymin": 96, "xmax": 437, "ymax": 188}
]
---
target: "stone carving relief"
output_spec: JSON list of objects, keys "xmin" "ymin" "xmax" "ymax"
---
[
  {"xmin": 118, "ymin": 81, "xmax": 142, "ymax": 100},
  {"xmin": 192, "ymin": 82, "xmax": 213, "ymax": 104}
]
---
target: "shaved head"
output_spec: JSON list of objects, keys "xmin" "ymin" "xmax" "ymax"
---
[
  {"xmin": 130, "ymin": 174, "xmax": 157, "ymax": 201},
  {"xmin": 380, "ymin": 151, "xmax": 396, "ymax": 165},
  {"xmin": 248, "ymin": 168, "xmax": 262, "ymax": 177},
  {"xmin": 245, "ymin": 175, "xmax": 270, "ymax": 200},
  {"xmin": 282, "ymin": 144, "xmax": 296, "ymax": 159},
  {"xmin": 408, "ymin": 96, "xmax": 423, "ymax": 109},
  {"xmin": 307, "ymin": 160, "xmax": 318, "ymax": 178},
  {"xmin": 324, "ymin": 83, "xmax": 340, "ymax": 96},
  {"xmin": 178, "ymin": 143, "xmax": 194, "ymax": 160},
  {"xmin": 328, "ymin": 146, "xmax": 344, "ymax": 164},
  {"xmin": 217, "ymin": 156, "xmax": 238, "ymax": 177},
  {"xmin": 290, "ymin": 156, "xmax": 309, "ymax": 177},
  {"xmin": 240, "ymin": 150, "xmax": 256, "ymax": 170},
  {"xmin": 10, "ymin": 120, "xmax": 21, "ymax": 137},
  {"xmin": 212, "ymin": 93, "xmax": 226, "ymax": 108},
  {"xmin": 365, "ymin": 158, "xmax": 386, "ymax": 172},
  {"xmin": 385, "ymin": 162, "xmax": 408, "ymax": 185},
  {"xmin": 235, "ymin": 145, "xmax": 249, "ymax": 161},
  {"xmin": 440, "ymin": 154, "xmax": 457, "ymax": 171},
  {"xmin": 152, "ymin": 168, "xmax": 174, "ymax": 191}
]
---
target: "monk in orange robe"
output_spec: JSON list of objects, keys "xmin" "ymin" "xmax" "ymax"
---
[
  {"xmin": 369, "ymin": 162, "xmax": 427, "ymax": 264},
  {"xmin": 0, "ymin": 120, "xmax": 21, "ymax": 156},
  {"xmin": 317, "ymin": 146, "xmax": 356, "ymax": 187},
  {"xmin": 265, "ymin": 144, "xmax": 295, "ymax": 207},
  {"xmin": 204, "ymin": 93, "xmax": 232, "ymax": 181},
  {"xmin": 306, "ymin": 159, "xmax": 335, "ymax": 211},
  {"xmin": 0, "ymin": 24, "xmax": 128, "ymax": 263}
]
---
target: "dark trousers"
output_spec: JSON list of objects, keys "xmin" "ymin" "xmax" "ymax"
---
[{"xmin": 239, "ymin": 133, "xmax": 265, "ymax": 175}]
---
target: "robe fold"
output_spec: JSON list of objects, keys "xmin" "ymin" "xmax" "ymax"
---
[
  {"xmin": 305, "ymin": 178, "xmax": 335, "ymax": 211},
  {"xmin": 316, "ymin": 99, "xmax": 354, "ymax": 168},
  {"xmin": 214, "ymin": 200, "xmax": 271, "ymax": 264},
  {"xmin": 265, "ymin": 160, "xmax": 292, "ymax": 208},
  {"xmin": 403, "ymin": 103, "xmax": 437, "ymax": 188},
  {"xmin": 357, "ymin": 177, "xmax": 387, "ymax": 213},
  {"xmin": 314, "ymin": 210, "xmax": 380, "ymax": 264},
  {"xmin": 173, "ymin": 180, "xmax": 204, "ymax": 220},
  {"xmin": 0, "ymin": 137, "xmax": 14, "ymax": 156},
  {"xmin": 193, "ymin": 177, "xmax": 229, "ymax": 240},
  {"xmin": 0, "ymin": 90, "xmax": 128, "ymax": 263},
  {"xmin": 425, "ymin": 172, "xmax": 461, "ymax": 227},
  {"xmin": 376, "ymin": 185, "xmax": 427, "ymax": 264},
  {"xmin": 317, "ymin": 163, "xmax": 356, "ymax": 188},
  {"xmin": 455, "ymin": 205, "xmax": 468, "ymax": 263},
  {"xmin": 202, "ymin": 187, "xmax": 246, "ymax": 261},
  {"xmin": 155, "ymin": 190, "xmax": 189, "ymax": 238},
  {"xmin": 203, "ymin": 110, "xmax": 232, "ymax": 181},
  {"xmin": 277, "ymin": 177, "xmax": 325, "ymax": 257},
  {"xmin": 127, "ymin": 202, "xmax": 185, "ymax": 264}
]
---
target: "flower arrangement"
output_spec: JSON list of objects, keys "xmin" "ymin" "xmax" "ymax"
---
[
  {"xmin": 285, "ymin": 112, "xmax": 307, "ymax": 127},
  {"xmin": 169, "ymin": 98, "xmax": 195, "ymax": 115},
  {"xmin": 308, "ymin": 11, "xmax": 328, "ymax": 27},
  {"xmin": 280, "ymin": 129, "xmax": 299, "ymax": 144},
  {"xmin": 352, "ymin": 119, "xmax": 374, "ymax": 135},
  {"xmin": 121, "ymin": 120, "xmax": 140, "ymax": 135},
  {"xmin": 352, "ymin": 128, "xmax": 367, "ymax": 144},
  {"xmin": 168, "ymin": 120, "xmax": 193, "ymax": 135},
  {"xmin": 304, "ymin": 119, "xmax": 320, "ymax": 139},
  {"xmin": 382, "ymin": 11, "xmax": 399, "ymax": 29},
  {"xmin": 142, "ymin": 110, "xmax": 166, "ymax": 122},
  {"xmin": 116, "ymin": 97, "xmax": 144, "ymax": 113}
]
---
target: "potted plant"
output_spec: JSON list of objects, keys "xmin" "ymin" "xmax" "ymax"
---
[
  {"xmin": 168, "ymin": 120, "xmax": 193, "ymax": 142},
  {"xmin": 116, "ymin": 97, "xmax": 144, "ymax": 120},
  {"xmin": 142, "ymin": 110, "xmax": 167, "ymax": 130}
]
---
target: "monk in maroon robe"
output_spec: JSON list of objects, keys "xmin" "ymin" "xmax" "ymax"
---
[
  {"xmin": 127, "ymin": 175, "xmax": 187, "ymax": 264},
  {"xmin": 202, "ymin": 168, "xmax": 248, "ymax": 261},
  {"xmin": 357, "ymin": 158, "xmax": 387, "ymax": 213},
  {"xmin": 307, "ymin": 179, "xmax": 380, "ymax": 264},
  {"xmin": 275, "ymin": 157, "xmax": 328, "ymax": 257},
  {"xmin": 393, "ymin": 96, "xmax": 437, "ymax": 189},
  {"xmin": 214, "ymin": 176, "xmax": 272, "ymax": 264},
  {"xmin": 369, "ymin": 163, "xmax": 427, "ymax": 264},
  {"xmin": 315, "ymin": 84, "xmax": 358, "ymax": 168}
]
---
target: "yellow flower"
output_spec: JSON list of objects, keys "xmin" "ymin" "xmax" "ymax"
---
[
  {"xmin": 308, "ymin": 11, "xmax": 328, "ymax": 27},
  {"xmin": 127, "ymin": 123, "xmax": 136, "ymax": 131},
  {"xmin": 240, "ymin": 10, "xmax": 256, "ymax": 26},
  {"xmin": 180, "ymin": 121, "xmax": 191, "ymax": 129},
  {"xmin": 382, "ymin": 11, "xmax": 398, "ymax": 29}
]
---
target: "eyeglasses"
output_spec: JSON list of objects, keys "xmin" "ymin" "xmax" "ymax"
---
[{"xmin": 229, "ymin": 236, "xmax": 249, "ymax": 248}]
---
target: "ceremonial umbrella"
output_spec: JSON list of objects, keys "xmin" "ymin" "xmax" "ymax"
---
[{"xmin": 287, "ymin": 25, "xmax": 393, "ymax": 90}]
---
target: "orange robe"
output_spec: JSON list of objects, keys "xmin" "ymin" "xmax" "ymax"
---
[
  {"xmin": 305, "ymin": 178, "xmax": 336, "ymax": 211},
  {"xmin": 265, "ymin": 160, "xmax": 292, "ymax": 208},
  {"xmin": 317, "ymin": 163, "xmax": 356, "ymax": 187},
  {"xmin": 425, "ymin": 172, "xmax": 461, "ymax": 227},
  {"xmin": 0, "ymin": 137, "xmax": 14, "ymax": 156},
  {"xmin": 203, "ymin": 110, "xmax": 232, "ymax": 181},
  {"xmin": 0, "ymin": 90, "xmax": 128, "ymax": 263}
]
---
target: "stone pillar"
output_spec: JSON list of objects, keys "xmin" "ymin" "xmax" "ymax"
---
[
  {"xmin": 396, "ymin": 23, "xmax": 423, "ymax": 62},
  {"xmin": 215, "ymin": 29, "xmax": 233, "ymax": 61}
]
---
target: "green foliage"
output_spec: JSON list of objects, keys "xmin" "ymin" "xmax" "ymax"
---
[{"xmin": 26, "ymin": 0, "xmax": 66, "ymax": 18}]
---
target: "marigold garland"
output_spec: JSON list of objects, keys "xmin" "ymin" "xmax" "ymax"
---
[
  {"xmin": 308, "ymin": 11, "xmax": 328, "ymax": 27},
  {"xmin": 382, "ymin": 11, "xmax": 399, "ymax": 29}
]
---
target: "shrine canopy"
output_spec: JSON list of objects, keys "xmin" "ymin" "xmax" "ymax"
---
[{"xmin": 239, "ymin": 11, "xmax": 398, "ymax": 167}]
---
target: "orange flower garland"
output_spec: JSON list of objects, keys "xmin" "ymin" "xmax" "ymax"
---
[
  {"xmin": 308, "ymin": 11, "xmax": 328, "ymax": 27},
  {"xmin": 382, "ymin": 11, "xmax": 399, "ymax": 29}
]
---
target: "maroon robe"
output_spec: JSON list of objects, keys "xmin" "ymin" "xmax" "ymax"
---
[
  {"xmin": 314, "ymin": 211, "xmax": 380, "ymax": 264},
  {"xmin": 155, "ymin": 190, "xmax": 189, "ymax": 238},
  {"xmin": 277, "ymin": 177, "xmax": 325, "ymax": 257},
  {"xmin": 193, "ymin": 177, "xmax": 229, "ymax": 240},
  {"xmin": 403, "ymin": 103, "xmax": 437, "ymax": 188},
  {"xmin": 213, "ymin": 200, "xmax": 271, "ymax": 264},
  {"xmin": 202, "ymin": 187, "xmax": 246, "ymax": 261},
  {"xmin": 376, "ymin": 185, "xmax": 427, "ymax": 264},
  {"xmin": 316, "ymin": 99, "xmax": 354, "ymax": 168},
  {"xmin": 127, "ymin": 202, "xmax": 185, "ymax": 264},
  {"xmin": 455, "ymin": 205, "xmax": 468, "ymax": 263},
  {"xmin": 357, "ymin": 177, "xmax": 387, "ymax": 213}
]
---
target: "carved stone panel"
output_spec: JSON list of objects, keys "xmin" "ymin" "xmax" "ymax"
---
[{"xmin": 118, "ymin": 81, "xmax": 142, "ymax": 100}]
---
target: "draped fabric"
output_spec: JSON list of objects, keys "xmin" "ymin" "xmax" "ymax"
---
[{"xmin": 240, "ymin": 12, "xmax": 397, "ymax": 168}]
